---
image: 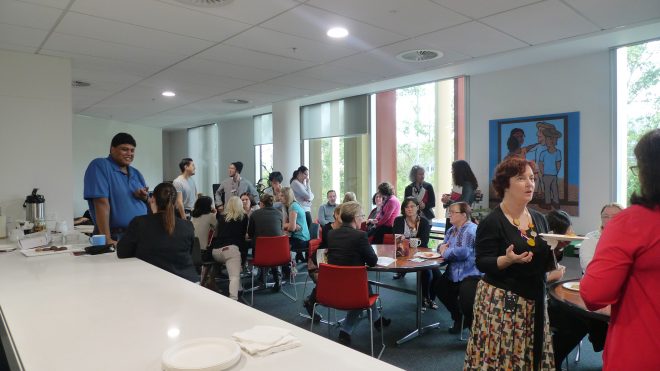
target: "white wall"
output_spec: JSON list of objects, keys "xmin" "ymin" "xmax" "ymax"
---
[
  {"xmin": 0, "ymin": 50, "xmax": 73, "ymax": 227},
  {"xmin": 469, "ymin": 51, "xmax": 612, "ymax": 234},
  {"xmin": 219, "ymin": 117, "xmax": 256, "ymax": 184},
  {"xmin": 72, "ymin": 115, "xmax": 162, "ymax": 216},
  {"xmin": 162, "ymin": 129, "xmax": 188, "ymax": 181}
]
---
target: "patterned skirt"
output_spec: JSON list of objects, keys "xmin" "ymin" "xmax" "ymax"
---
[{"xmin": 464, "ymin": 280, "xmax": 555, "ymax": 370}]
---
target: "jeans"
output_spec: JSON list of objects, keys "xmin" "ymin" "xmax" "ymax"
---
[
  {"xmin": 340, "ymin": 284, "xmax": 380, "ymax": 335},
  {"xmin": 211, "ymin": 245, "xmax": 242, "ymax": 300}
]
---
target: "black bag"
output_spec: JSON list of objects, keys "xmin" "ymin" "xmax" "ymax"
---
[{"xmin": 84, "ymin": 244, "xmax": 115, "ymax": 255}]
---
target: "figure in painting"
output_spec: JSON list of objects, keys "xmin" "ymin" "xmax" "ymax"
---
[{"xmin": 537, "ymin": 125, "xmax": 563, "ymax": 210}]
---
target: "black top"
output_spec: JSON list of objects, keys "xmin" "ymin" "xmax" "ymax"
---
[
  {"xmin": 475, "ymin": 206, "xmax": 551, "ymax": 300},
  {"xmin": 443, "ymin": 181, "xmax": 477, "ymax": 208},
  {"xmin": 319, "ymin": 222, "xmax": 334, "ymax": 250},
  {"xmin": 117, "ymin": 214, "xmax": 198, "ymax": 282},
  {"xmin": 404, "ymin": 181, "xmax": 436, "ymax": 219},
  {"xmin": 213, "ymin": 214, "xmax": 248, "ymax": 248},
  {"xmin": 392, "ymin": 215, "xmax": 431, "ymax": 247},
  {"xmin": 327, "ymin": 225, "xmax": 378, "ymax": 267},
  {"xmin": 247, "ymin": 206, "xmax": 283, "ymax": 238}
]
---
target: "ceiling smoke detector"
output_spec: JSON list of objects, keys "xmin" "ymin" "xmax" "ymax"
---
[
  {"xmin": 173, "ymin": 0, "xmax": 234, "ymax": 7},
  {"xmin": 222, "ymin": 98, "xmax": 250, "ymax": 104},
  {"xmin": 396, "ymin": 49, "xmax": 443, "ymax": 62},
  {"xmin": 71, "ymin": 80, "xmax": 91, "ymax": 87}
]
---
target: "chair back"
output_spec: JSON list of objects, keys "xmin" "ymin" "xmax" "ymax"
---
[
  {"xmin": 253, "ymin": 235, "xmax": 291, "ymax": 267},
  {"xmin": 383, "ymin": 233, "xmax": 394, "ymax": 245},
  {"xmin": 316, "ymin": 263, "xmax": 370, "ymax": 310}
]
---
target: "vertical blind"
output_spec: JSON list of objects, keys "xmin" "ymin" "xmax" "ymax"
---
[
  {"xmin": 300, "ymin": 95, "xmax": 369, "ymax": 139},
  {"xmin": 254, "ymin": 113, "xmax": 273, "ymax": 145}
]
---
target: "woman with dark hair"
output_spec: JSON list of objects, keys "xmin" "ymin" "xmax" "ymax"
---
[
  {"xmin": 581, "ymin": 129, "xmax": 660, "ymax": 370},
  {"xmin": 404, "ymin": 165, "xmax": 436, "ymax": 220},
  {"xmin": 210, "ymin": 196, "xmax": 247, "ymax": 301},
  {"xmin": 191, "ymin": 196, "xmax": 217, "ymax": 249},
  {"xmin": 290, "ymin": 166, "xmax": 315, "ymax": 229},
  {"xmin": 263, "ymin": 171, "xmax": 284, "ymax": 211},
  {"xmin": 240, "ymin": 192, "xmax": 259, "ymax": 217},
  {"xmin": 367, "ymin": 192, "xmax": 383, "ymax": 220},
  {"xmin": 442, "ymin": 160, "xmax": 479, "ymax": 231},
  {"xmin": 117, "ymin": 182, "xmax": 198, "ymax": 282},
  {"xmin": 464, "ymin": 157, "xmax": 557, "ymax": 370},
  {"xmin": 367, "ymin": 182, "xmax": 400, "ymax": 244},
  {"xmin": 392, "ymin": 197, "xmax": 438, "ymax": 304}
]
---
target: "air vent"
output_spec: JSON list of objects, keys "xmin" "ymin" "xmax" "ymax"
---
[
  {"xmin": 222, "ymin": 98, "xmax": 250, "ymax": 104},
  {"xmin": 71, "ymin": 80, "xmax": 91, "ymax": 87},
  {"xmin": 173, "ymin": 0, "xmax": 234, "ymax": 7},
  {"xmin": 396, "ymin": 49, "xmax": 443, "ymax": 62}
]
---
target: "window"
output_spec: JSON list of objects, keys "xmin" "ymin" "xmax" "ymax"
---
[
  {"xmin": 254, "ymin": 113, "xmax": 273, "ymax": 187},
  {"xmin": 616, "ymin": 39, "xmax": 660, "ymax": 204},
  {"xmin": 187, "ymin": 124, "xmax": 219, "ymax": 197}
]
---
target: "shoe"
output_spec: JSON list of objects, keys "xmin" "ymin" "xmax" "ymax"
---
[
  {"xmin": 272, "ymin": 275, "xmax": 281, "ymax": 292},
  {"xmin": 392, "ymin": 272, "xmax": 406, "ymax": 280},
  {"xmin": 295, "ymin": 252, "xmax": 305, "ymax": 263},
  {"xmin": 304, "ymin": 299, "xmax": 322, "ymax": 323},
  {"xmin": 373, "ymin": 317, "xmax": 391, "ymax": 331},
  {"xmin": 424, "ymin": 298, "xmax": 439, "ymax": 310},
  {"xmin": 338, "ymin": 331, "xmax": 351, "ymax": 346},
  {"xmin": 448, "ymin": 321, "xmax": 462, "ymax": 334}
]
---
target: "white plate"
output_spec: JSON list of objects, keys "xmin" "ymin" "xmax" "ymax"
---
[
  {"xmin": 20, "ymin": 245, "xmax": 85, "ymax": 257},
  {"xmin": 0, "ymin": 244, "xmax": 17, "ymax": 252},
  {"xmin": 562, "ymin": 281, "xmax": 580, "ymax": 291},
  {"xmin": 162, "ymin": 338, "xmax": 241, "ymax": 371},
  {"xmin": 74, "ymin": 225, "xmax": 95, "ymax": 234},
  {"xmin": 414, "ymin": 252, "xmax": 442, "ymax": 259},
  {"xmin": 538, "ymin": 233, "xmax": 587, "ymax": 242}
]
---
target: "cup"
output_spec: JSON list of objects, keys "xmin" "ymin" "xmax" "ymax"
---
[
  {"xmin": 409, "ymin": 238, "xmax": 421, "ymax": 249},
  {"xmin": 55, "ymin": 221, "xmax": 69, "ymax": 234},
  {"xmin": 9, "ymin": 228, "xmax": 24, "ymax": 242},
  {"xmin": 89, "ymin": 234, "xmax": 106, "ymax": 246}
]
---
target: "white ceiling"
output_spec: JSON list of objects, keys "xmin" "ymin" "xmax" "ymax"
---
[{"xmin": 1, "ymin": 0, "xmax": 660, "ymax": 128}]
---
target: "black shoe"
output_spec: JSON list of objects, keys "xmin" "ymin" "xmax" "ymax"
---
[
  {"xmin": 448, "ymin": 321, "xmax": 462, "ymax": 334},
  {"xmin": 392, "ymin": 272, "xmax": 406, "ymax": 280},
  {"xmin": 272, "ymin": 278, "xmax": 281, "ymax": 292},
  {"xmin": 373, "ymin": 317, "xmax": 391, "ymax": 331},
  {"xmin": 295, "ymin": 252, "xmax": 305, "ymax": 263},
  {"xmin": 338, "ymin": 330, "xmax": 351, "ymax": 345},
  {"xmin": 304, "ymin": 299, "xmax": 322, "ymax": 323}
]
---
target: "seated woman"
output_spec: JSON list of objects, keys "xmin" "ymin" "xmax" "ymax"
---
[
  {"xmin": 367, "ymin": 182, "xmax": 400, "ymax": 244},
  {"xmin": 434, "ymin": 201, "xmax": 482, "ymax": 333},
  {"xmin": 392, "ymin": 197, "xmax": 439, "ymax": 308},
  {"xmin": 327, "ymin": 201, "xmax": 391, "ymax": 345},
  {"xmin": 210, "ymin": 196, "xmax": 247, "ymax": 301},
  {"xmin": 280, "ymin": 187, "xmax": 311, "ymax": 275},
  {"xmin": 191, "ymin": 196, "xmax": 217, "ymax": 250},
  {"xmin": 240, "ymin": 192, "xmax": 259, "ymax": 217},
  {"xmin": 117, "ymin": 182, "xmax": 198, "ymax": 282}
]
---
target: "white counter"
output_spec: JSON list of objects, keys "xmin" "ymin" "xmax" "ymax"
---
[{"xmin": 0, "ymin": 250, "xmax": 402, "ymax": 371}]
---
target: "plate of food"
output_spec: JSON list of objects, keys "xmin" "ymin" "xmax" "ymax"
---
[
  {"xmin": 562, "ymin": 281, "xmax": 580, "ymax": 291},
  {"xmin": 415, "ymin": 251, "xmax": 442, "ymax": 259},
  {"xmin": 538, "ymin": 233, "xmax": 587, "ymax": 242}
]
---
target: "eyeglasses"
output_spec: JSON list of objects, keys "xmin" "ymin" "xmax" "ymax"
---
[
  {"xmin": 447, "ymin": 210, "xmax": 463, "ymax": 215},
  {"xmin": 629, "ymin": 165, "xmax": 638, "ymax": 176}
]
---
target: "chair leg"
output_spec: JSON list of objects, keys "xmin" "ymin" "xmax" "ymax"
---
[
  {"xmin": 368, "ymin": 308, "xmax": 374, "ymax": 358},
  {"xmin": 376, "ymin": 298, "xmax": 385, "ymax": 359},
  {"xmin": 199, "ymin": 265, "xmax": 208, "ymax": 286},
  {"xmin": 575, "ymin": 339, "xmax": 582, "ymax": 362},
  {"xmin": 459, "ymin": 315, "xmax": 468, "ymax": 341},
  {"xmin": 250, "ymin": 269, "xmax": 255, "ymax": 307}
]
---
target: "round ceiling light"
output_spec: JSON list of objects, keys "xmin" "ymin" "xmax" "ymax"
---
[
  {"xmin": 162, "ymin": 91, "xmax": 176, "ymax": 97},
  {"xmin": 396, "ymin": 49, "xmax": 443, "ymax": 62},
  {"xmin": 222, "ymin": 98, "xmax": 250, "ymax": 104},
  {"xmin": 327, "ymin": 27, "xmax": 349, "ymax": 38}
]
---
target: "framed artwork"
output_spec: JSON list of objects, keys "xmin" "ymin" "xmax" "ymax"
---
[{"xmin": 488, "ymin": 112, "xmax": 580, "ymax": 216}]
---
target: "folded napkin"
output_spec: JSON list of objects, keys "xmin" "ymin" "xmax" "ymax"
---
[
  {"xmin": 232, "ymin": 326, "xmax": 301, "ymax": 356},
  {"xmin": 377, "ymin": 257, "xmax": 396, "ymax": 266}
]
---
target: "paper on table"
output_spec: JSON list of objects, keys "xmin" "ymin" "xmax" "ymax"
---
[
  {"xmin": 377, "ymin": 257, "xmax": 395, "ymax": 266},
  {"xmin": 232, "ymin": 326, "xmax": 301, "ymax": 357}
]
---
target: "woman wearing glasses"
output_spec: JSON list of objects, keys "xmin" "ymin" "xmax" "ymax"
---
[{"xmin": 579, "ymin": 203, "xmax": 623, "ymax": 272}]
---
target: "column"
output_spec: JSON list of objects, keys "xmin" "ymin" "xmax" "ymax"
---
[
  {"xmin": 272, "ymin": 99, "xmax": 301, "ymax": 185},
  {"xmin": 436, "ymin": 80, "xmax": 454, "ymax": 206}
]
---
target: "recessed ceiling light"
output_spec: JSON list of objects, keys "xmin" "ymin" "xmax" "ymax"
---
[
  {"xmin": 162, "ymin": 91, "xmax": 176, "ymax": 97},
  {"xmin": 222, "ymin": 98, "xmax": 250, "ymax": 104},
  {"xmin": 327, "ymin": 27, "xmax": 349, "ymax": 39}
]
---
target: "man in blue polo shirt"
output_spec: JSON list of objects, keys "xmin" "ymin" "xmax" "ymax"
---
[{"xmin": 84, "ymin": 133, "xmax": 148, "ymax": 244}]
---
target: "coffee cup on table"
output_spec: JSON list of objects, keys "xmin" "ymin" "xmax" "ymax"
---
[{"xmin": 89, "ymin": 235, "xmax": 106, "ymax": 246}]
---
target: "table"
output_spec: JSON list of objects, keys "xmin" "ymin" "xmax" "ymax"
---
[
  {"xmin": 548, "ymin": 279, "xmax": 610, "ymax": 322},
  {"xmin": 368, "ymin": 245, "xmax": 445, "ymax": 345},
  {"xmin": 0, "ymin": 250, "xmax": 402, "ymax": 371}
]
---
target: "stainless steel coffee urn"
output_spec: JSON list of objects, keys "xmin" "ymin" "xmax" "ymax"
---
[{"xmin": 23, "ymin": 188, "xmax": 45, "ymax": 223}]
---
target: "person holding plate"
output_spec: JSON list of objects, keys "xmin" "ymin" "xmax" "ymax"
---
[
  {"xmin": 434, "ymin": 201, "xmax": 481, "ymax": 333},
  {"xmin": 464, "ymin": 157, "xmax": 557, "ymax": 371}
]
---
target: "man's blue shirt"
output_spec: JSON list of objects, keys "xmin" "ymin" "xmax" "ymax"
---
[{"xmin": 84, "ymin": 156, "xmax": 147, "ymax": 229}]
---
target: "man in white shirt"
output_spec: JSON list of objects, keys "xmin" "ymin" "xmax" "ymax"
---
[
  {"xmin": 214, "ymin": 161, "xmax": 258, "ymax": 211},
  {"xmin": 579, "ymin": 203, "xmax": 623, "ymax": 272},
  {"xmin": 173, "ymin": 158, "xmax": 197, "ymax": 220}
]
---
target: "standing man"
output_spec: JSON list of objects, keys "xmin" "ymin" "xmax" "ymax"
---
[
  {"xmin": 173, "ymin": 158, "xmax": 197, "ymax": 220},
  {"xmin": 317, "ymin": 190, "xmax": 338, "ymax": 226},
  {"xmin": 84, "ymin": 133, "xmax": 148, "ymax": 245},
  {"xmin": 214, "ymin": 161, "xmax": 257, "ymax": 211}
]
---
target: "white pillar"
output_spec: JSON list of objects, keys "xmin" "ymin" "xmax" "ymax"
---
[{"xmin": 272, "ymin": 99, "xmax": 301, "ymax": 185}]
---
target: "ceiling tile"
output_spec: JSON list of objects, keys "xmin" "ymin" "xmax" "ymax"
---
[
  {"xmin": 40, "ymin": 49, "xmax": 162, "ymax": 77},
  {"xmin": 308, "ymin": 0, "xmax": 469, "ymax": 37},
  {"xmin": 1, "ymin": 0, "xmax": 63, "ymax": 30},
  {"xmin": 70, "ymin": 0, "xmax": 250, "ymax": 42},
  {"xmin": 295, "ymin": 64, "xmax": 384, "ymax": 85},
  {"xmin": 0, "ymin": 23, "xmax": 49, "ymax": 49},
  {"xmin": 141, "ymin": 68, "xmax": 254, "ymax": 96},
  {"xmin": 430, "ymin": 0, "xmax": 542, "ymax": 19},
  {"xmin": 259, "ymin": 4, "xmax": 407, "ymax": 50},
  {"xmin": 481, "ymin": 0, "xmax": 600, "ymax": 45},
  {"xmin": 224, "ymin": 27, "xmax": 359, "ymax": 63},
  {"xmin": 157, "ymin": 0, "xmax": 301, "ymax": 25},
  {"xmin": 174, "ymin": 57, "xmax": 283, "ymax": 82},
  {"xmin": 242, "ymin": 83, "xmax": 316, "ymax": 98},
  {"xmin": 198, "ymin": 44, "xmax": 315, "ymax": 74},
  {"xmin": 266, "ymin": 74, "xmax": 347, "ymax": 92},
  {"xmin": 42, "ymin": 33, "xmax": 188, "ymax": 67},
  {"xmin": 0, "ymin": 41, "xmax": 37, "ymax": 53},
  {"xmin": 564, "ymin": 0, "xmax": 660, "ymax": 29},
  {"xmin": 416, "ymin": 22, "xmax": 528, "ymax": 57},
  {"xmin": 17, "ymin": 0, "xmax": 71, "ymax": 9},
  {"xmin": 56, "ymin": 12, "xmax": 214, "ymax": 55}
]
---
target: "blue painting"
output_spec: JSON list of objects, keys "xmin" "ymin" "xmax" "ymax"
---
[{"xmin": 488, "ymin": 112, "xmax": 580, "ymax": 216}]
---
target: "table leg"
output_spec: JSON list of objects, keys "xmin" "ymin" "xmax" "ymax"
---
[{"xmin": 395, "ymin": 271, "xmax": 440, "ymax": 345}]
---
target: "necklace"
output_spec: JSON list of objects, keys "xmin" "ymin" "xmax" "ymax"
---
[
  {"xmin": 501, "ymin": 203, "xmax": 537, "ymax": 247},
  {"xmin": 405, "ymin": 216, "xmax": 419, "ymax": 237}
]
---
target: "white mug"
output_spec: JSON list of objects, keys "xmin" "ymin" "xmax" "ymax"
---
[{"xmin": 409, "ymin": 238, "xmax": 421, "ymax": 248}]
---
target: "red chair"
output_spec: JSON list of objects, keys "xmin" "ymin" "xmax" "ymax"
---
[
  {"xmin": 382, "ymin": 233, "xmax": 394, "ymax": 245},
  {"xmin": 250, "ymin": 235, "xmax": 297, "ymax": 306},
  {"xmin": 311, "ymin": 263, "xmax": 385, "ymax": 358}
]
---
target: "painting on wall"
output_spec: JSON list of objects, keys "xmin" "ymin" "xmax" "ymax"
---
[{"xmin": 488, "ymin": 112, "xmax": 580, "ymax": 216}]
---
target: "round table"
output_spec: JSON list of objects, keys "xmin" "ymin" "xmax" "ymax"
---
[
  {"xmin": 548, "ymin": 279, "xmax": 610, "ymax": 322},
  {"xmin": 368, "ymin": 244, "xmax": 445, "ymax": 345}
]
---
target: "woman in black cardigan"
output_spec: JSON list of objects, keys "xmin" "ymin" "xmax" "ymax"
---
[
  {"xmin": 404, "ymin": 165, "xmax": 436, "ymax": 220},
  {"xmin": 392, "ymin": 197, "xmax": 439, "ymax": 309}
]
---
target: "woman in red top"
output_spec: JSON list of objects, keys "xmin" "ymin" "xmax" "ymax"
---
[
  {"xmin": 367, "ymin": 182, "xmax": 401, "ymax": 244},
  {"xmin": 580, "ymin": 128, "xmax": 660, "ymax": 370}
]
